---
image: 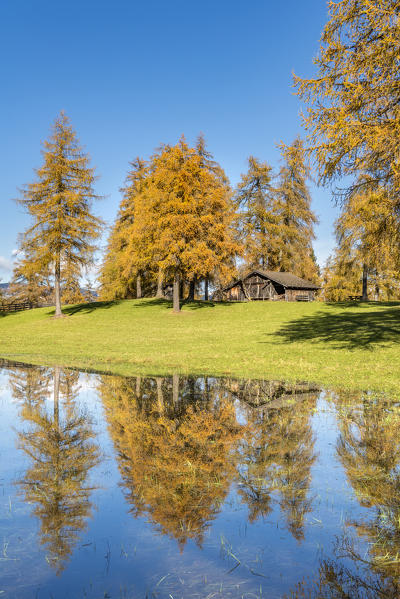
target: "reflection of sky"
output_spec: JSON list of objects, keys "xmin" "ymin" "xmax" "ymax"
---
[{"xmin": 0, "ymin": 364, "xmax": 389, "ymax": 598}]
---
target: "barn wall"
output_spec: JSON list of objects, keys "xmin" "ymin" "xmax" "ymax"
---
[
  {"xmin": 243, "ymin": 274, "xmax": 284, "ymax": 300},
  {"xmin": 226, "ymin": 284, "xmax": 246, "ymax": 301},
  {"xmin": 285, "ymin": 289, "xmax": 315, "ymax": 301},
  {"xmin": 225, "ymin": 275, "xmax": 317, "ymax": 302}
]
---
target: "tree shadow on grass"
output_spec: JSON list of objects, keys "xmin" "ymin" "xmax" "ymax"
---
[
  {"xmin": 129, "ymin": 298, "xmax": 172, "ymax": 310},
  {"xmin": 182, "ymin": 300, "xmax": 231, "ymax": 310},
  {"xmin": 325, "ymin": 300, "xmax": 400, "ymax": 310},
  {"xmin": 129, "ymin": 298, "xmax": 234, "ymax": 311},
  {"xmin": 62, "ymin": 301, "xmax": 121, "ymax": 316},
  {"xmin": 58, "ymin": 298, "xmax": 232, "ymax": 315},
  {"xmin": 273, "ymin": 304, "xmax": 400, "ymax": 350},
  {"xmin": 0, "ymin": 308, "xmax": 40, "ymax": 318},
  {"xmin": 0, "ymin": 301, "xmax": 121, "ymax": 319}
]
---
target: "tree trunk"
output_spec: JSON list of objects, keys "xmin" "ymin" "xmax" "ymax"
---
[
  {"xmin": 136, "ymin": 274, "xmax": 142, "ymax": 299},
  {"xmin": 189, "ymin": 378, "xmax": 195, "ymax": 401},
  {"xmin": 54, "ymin": 366, "xmax": 60, "ymax": 429},
  {"xmin": 156, "ymin": 269, "xmax": 163, "ymax": 298},
  {"xmin": 205, "ymin": 376, "xmax": 210, "ymax": 402},
  {"xmin": 135, "ymin": 376, "xmax": 141, "ymax": 397},
  {"xmin": 54, "ymin": 257, "xmax": 62, "ymax": 317},
  {"xmin": 172, "ymin": 374, "xmax": 179, "ymax": 405},
  {"xmin": 204, "ymin": 277, "xmax": 209, "ymax": 301},
  {"xmin": 156, "ymin": 377, "xmax": 164, "ymax": 413},
  {"xmin": 362, "ymin": 263, "xmax": 368, "ymax": 301},
  {"xmin": 187, "ymin": 279, "xmax": 195, "ymax": 301},
  {"xmin": 173, "ymin": 273, "xmax": 180, "ymax": 313}
]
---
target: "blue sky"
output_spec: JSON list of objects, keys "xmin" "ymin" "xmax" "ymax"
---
[{"xmin": 0, "ymin": 0, "xmax": 338, "ymax": 282}]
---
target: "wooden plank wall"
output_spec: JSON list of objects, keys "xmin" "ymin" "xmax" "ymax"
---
[{"xmin": 226, "ymin": 278, "xmax": 315, "ymax": 302}]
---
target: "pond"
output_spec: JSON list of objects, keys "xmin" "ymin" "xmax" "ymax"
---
[{"xmin": 0, "ymin": 360, "xmax": 399, "ymax": 598}]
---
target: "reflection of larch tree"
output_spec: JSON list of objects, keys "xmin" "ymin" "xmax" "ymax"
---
[
  {"xmin": 335, "ymin": 396, "xmax": 400, "ymax": 586},
  {"xmin": 286, "ymin": 539, "xmax": 400, "ymax": 599},
  {"xmin": 15, "ymin": 366, "xmax": 100, "ymax": 573},
  {"xmin": 235, "ymin": 386, "xmax": 317, "ymax": 541},
  {"xmin": 8, "ymin": 364, "xmax": 52, "ymax": 409},
  {"xmin": 235, "ymin": 408, "xmax": 278, "ymax": 522},
  {"xmin": 286, "ymin": 397, "xmax": 400, "ymax": 599},
  {"xmin": 277, "ymin": 398, "xmax": 317, "ymax": 541},
  {"xmin": 99, "ymin": 374, "xmax": 242, "ymax": 548}
]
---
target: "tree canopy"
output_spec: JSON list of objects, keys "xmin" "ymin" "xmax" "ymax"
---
[
  {"xmin": 235, "ymin": 140, "xmax": 319, "ymax": 282},
  {"xmin": 100, "ymin": 136, "xmax": 240, "ymax": 311},
  {"xmin": 295, "ymin": 0, "xmax": 400, "ymax": 199},
  {"xmin": 15, "ymin": 112, "xmax": 102, "ymax": 316},
  {"xmin": 323, "ymin": 181, "xmax": 400, "ymax": 301}
]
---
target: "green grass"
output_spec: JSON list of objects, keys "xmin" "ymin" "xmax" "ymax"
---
[{"xmin": 0, "ymin": 298, "xmax": 399, "ymax": 394}]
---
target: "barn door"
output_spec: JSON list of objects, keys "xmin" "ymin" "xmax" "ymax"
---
[
  {"xmin": 242, "ymin": 281, "xmax": 252, "ymax": 301},
  {"xmin": 262, "ymin": 281, "xmax": 274, "ymax": 299}
]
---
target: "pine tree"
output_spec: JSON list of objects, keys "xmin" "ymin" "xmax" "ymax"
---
[
  {"xmin": 236, "ymin": 393, "xmax": 317, "ymax": 539},
  {"xmin": 83, "ymin": 277, "xmax": 96, "ymax": 303},
  {"xmin": 275, "ymin": 139, "xmax": 319, "ymax": 282},
  {"xmin": 235, "ymin": 156, "xmax": 278, "ymax": 270},
  {"xmin": 61, "ymin": 260, "xmax": 85, "ymax": 305},
  {"xmin": 121, "ymin": 157, "xmax": 163, "ymax": 299},
  {"xmin": 101, "ymin": 137, "xmax": 239, "ymax": 310},
  {"xmin": 322, "ymin": 253, "xmax": 362, "ymax": 302},
  {"xmin": 16, "ymin": 112, "xmax": 102, "ymax": 317},
  {"xmin": 143, "ymin": 138, "xmax": 239, "ymax": 312},
  {"xmin": 194, "ymin": 135, "xmax": 237, "ymax": 298},
  {"xmin": 9, "ymin": 239, "xmax": 53, "ymax": 305},
  {"xmin": 323, "ymin": 182, "xmax": 400, "ymax": 301},
  {"xmin": 294, "ymin": 0, "xmax": 400, "ymax": 204},
  {"xmin": 99, "ymin": 158, "xmax": 151, "ymax": 300}
]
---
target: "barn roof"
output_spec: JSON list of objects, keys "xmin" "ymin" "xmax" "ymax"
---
[{"xmin": 224, "ymin": 270, "xmax": 319, "ymax": 291}]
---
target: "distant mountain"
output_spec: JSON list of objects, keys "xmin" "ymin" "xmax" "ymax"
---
[{"xmin": 0, "ymin": 283, "xmax": 9, "ymax": 290}]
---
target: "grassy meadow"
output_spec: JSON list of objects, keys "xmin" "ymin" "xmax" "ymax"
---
[{"xmin": 0, "ymin": 298, "xmax": 399, "ymax": 394}]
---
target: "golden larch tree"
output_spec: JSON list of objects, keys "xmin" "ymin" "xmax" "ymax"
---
[
  {"xmin": 235, "ymin": 156, "xmax": 278, "ymax": 270},
  {"xmin": 295, "ymin": 1, "xmax": 400, "ymax": 203},
  {"xmin": 16, "ymin": 112, "xmax": 103, "ymax": 316},
  {"xmin": 146, "ymin": 137, "xmax": 239, "ymax": 312},
  {"xmin": 275, "ymin": 139, "xmax": 319, "ymax": 282},
  {"xmin": 323, "ymin": 182, "xmax": 400, "ymax": 301},
  {"xmin": 99, "ymin": 157, "xmax": 152, "ymax": 300}
]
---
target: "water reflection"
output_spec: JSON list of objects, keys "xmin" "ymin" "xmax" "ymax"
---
[
  {"xmin": 10, "ymin": 364, "xmax": 100, "ymax": 573},
  {"xmin": 337, "ymin": 395, "xmax": 400, "ymax": 570},
  {"xmin": 99, "ymin": 374, "xmax": 243, "ymax": 547},
  {"xmin": 99, "ymin": 375, "xmax": 320, "ymax": 547},
  {"xmin": 236, "ymin": 394, "xmax": 317, "ymax": 539},
  {"xmin": 286, "ymin": 540, "xmax": 400, "ymax": 599},
  {"xmin": 286, "ymin": 393, "xmax": 400, "ymax": 598},
  {"xmin": 2, "ymin": 361, "xmax": 400, "ymax": 598}
]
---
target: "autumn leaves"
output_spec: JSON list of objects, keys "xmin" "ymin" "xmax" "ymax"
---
[{"xmin": 100, "ymin": 136, "xmax": 239, "ymax": 312}]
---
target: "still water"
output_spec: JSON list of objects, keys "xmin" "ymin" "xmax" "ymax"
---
[{"xmin": 0, "ymin": 360, "xmax": 399, "ymax": 598}]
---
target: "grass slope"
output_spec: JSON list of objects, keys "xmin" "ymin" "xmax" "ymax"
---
[{"xmin": 0, "ymin": 299, "xmax": 399, "ymax": 394}]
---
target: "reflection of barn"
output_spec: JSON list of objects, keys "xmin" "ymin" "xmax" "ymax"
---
[
  {"xmin": 224, "ymin": 378, "xmax": 320, "ymax": 409},
  {"xmin": 222, "ymin": 270, "xmax": 319, "ymax": 302}
]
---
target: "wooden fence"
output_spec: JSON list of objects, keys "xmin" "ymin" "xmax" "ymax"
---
[{"xmin": 0, "ymin": 301, "xmax": 35, "ymax": 313}]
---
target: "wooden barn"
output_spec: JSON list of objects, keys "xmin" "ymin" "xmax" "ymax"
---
[{"xmin": 222, "ymin": 270, "xmax": 319, "ymax": 302}]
